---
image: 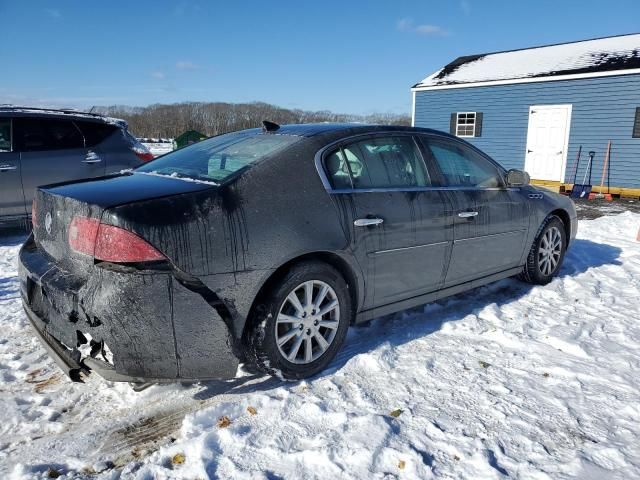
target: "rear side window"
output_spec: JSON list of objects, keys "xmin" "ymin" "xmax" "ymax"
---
[
  {"xmin": 423, "ymin": 137, "xmax": 503, "ymax": 188},
  {"xmin": 324, "ymin": 150, "xmax": 353, "ymax": 189},
  {"xmin": 0, "ymin": 119, "xmax": 10, "ymax": 152},
  {"xmin": 137, "ymin": 130, "xmax": 300, "ymax": 182},
  {"xmin": 14, "ymin": 118, "xmax": 84, "ymax": 152},
  {"xmin": 75, "ymin": 120, "xmax": 118, "ymax": 147},
  {"xmin": 331, "ymin": 136, "xmax": 430, "ymax": 189}
]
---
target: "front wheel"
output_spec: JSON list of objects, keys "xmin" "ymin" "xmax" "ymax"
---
[
  {"xmin": 520, "ymin": 215, "xmax": 567, "ymax": 285},
  {"xmin": 245, "ymin": 261, "xmax": 351, "ymax": 380}
]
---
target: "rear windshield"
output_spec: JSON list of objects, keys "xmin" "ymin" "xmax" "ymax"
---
[{"xmin": 136, "ymin": 130, "xmax": 300, "ymax": 183}]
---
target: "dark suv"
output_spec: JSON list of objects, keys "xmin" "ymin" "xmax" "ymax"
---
[{"xmin": 0, "ymin": 106, "xmax": 153, "ymax": 225}]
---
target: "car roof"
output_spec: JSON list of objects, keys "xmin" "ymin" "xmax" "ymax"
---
[
  {"xmin": 270, "ymin": 122, "xmax": 455, "ymax": 139},
  {"xmin": 0, "ymin": 105, "xmax": 126, "ymax": 127}
]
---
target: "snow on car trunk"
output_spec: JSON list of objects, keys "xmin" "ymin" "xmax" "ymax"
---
[{"xmin": 1, "ymin": 212, "xmax": 639, "ymax": 478}]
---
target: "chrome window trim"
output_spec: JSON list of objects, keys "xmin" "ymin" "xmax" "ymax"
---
[{"xmin": 314, "ymin": 130, "xmax": 513, "ymax": 194}]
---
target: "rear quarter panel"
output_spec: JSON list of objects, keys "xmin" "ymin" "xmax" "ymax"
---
[{"xmin": 101, "ymin": 129, "xmax": 143, "ymax": 173}]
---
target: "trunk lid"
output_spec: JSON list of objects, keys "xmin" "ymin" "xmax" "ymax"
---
[{"xmin": 33, "ymin": 173, "xmax": 216, "ymax": 270}]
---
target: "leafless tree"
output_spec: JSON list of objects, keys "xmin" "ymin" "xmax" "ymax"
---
[{"xmin": 95, "ymin": 102, "xmax": 410, "ymax": 138}]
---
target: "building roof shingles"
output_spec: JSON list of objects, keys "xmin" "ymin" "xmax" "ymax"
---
[{"xmin": 414, "ymin": 33, "xmax": 640, "ymax": 89}]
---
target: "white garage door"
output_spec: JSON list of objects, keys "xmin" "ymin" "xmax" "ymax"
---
[{"xmin": 524, "ymin": 105, "xmax": 572, "ymax": 182}]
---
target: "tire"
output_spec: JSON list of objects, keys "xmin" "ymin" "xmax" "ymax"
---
[
  {"xmin": 245, "ymin": 261, "xmax": 352, "ymax": 380},
  {"xmin": 520, "ymin": 215, "xmax": 567, "ymax": 285}
]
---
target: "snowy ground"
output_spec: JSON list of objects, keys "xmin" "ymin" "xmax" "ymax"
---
[{"xmin": 1, "ymin": 211, "xmax": 639, "ymax": 479}]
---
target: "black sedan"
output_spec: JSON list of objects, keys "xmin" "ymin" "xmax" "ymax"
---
[{"xmin": 19, "ymin": 122, "xmax": 577, "ymax": 384}]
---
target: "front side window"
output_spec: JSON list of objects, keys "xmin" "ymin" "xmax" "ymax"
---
[
  {"xmin": 137, "ymin": 130, "xmax": 300, "ymax": 183},
  {"xmin": 0, "ymin": 119, "xmax": 10, "ymax": 152},
  {"xmin": 424, "ymin": 137, "xmax": 503, "ymax": 188},
  {"xmin": 14, "ymin": 118, "xmax": 84, "ymax": 152},
  {"xmin": 329, "ymin": 136, "xmax": 430, "ymax": 189}
]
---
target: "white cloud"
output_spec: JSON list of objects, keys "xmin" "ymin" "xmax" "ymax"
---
[
  {"xmin": 175, "ymin": 60, "xmax": 199, "ymax": 70},
  {"xmin": 414, "ymin": 24, "xmax": 447, "ymax": 35},
  {"xmin": 151, "ymin": 71, "xmax": 165, "ymax": 79},
  {"xmin": 45, "ymin": 8, "xmax": 62, "ymax": 19},
  {"xmin": 397, "ymin": 18, "xmax": 448, "ymax": 36},
  {"xmin": 460, "ymin": 0, "xmax": 471, "ymax": 15}
]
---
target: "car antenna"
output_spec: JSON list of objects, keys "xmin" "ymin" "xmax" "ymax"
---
[{"xmin": 262, "ymin": 120, "xmax": 280, "ymax": 132}]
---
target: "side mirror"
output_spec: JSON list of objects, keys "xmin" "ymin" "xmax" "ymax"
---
[{"xmin": 506, "ymin": 169, "xmax": 530, "ymax": 187}]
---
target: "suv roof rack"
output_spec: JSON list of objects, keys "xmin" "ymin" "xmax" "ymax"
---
[{"xmin": 0, "ymin": 105, "xmax": 106, "ymax": 118}]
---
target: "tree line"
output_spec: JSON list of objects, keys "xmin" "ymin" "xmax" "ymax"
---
[{"xmin": 95, "ymin": 101, "xmax": 410, "ymax": 138}]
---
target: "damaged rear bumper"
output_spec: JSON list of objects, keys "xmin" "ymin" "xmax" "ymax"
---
[
  {"xmin": 24, "ymin": 302, "xmax": 89, "ymax": 382},
  {"xmin": 19, "ymin": 236, "xmax": 240, "ymax": 383},
  {"xmin": 25, "ymin": 304, "xmax": 183, "ymax": 383}
]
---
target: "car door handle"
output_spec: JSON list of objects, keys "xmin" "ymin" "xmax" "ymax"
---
[
  {"xmin": 0, "ymin": 164, "xmax": 17, "ymax": 172},
  {"xmin": 458, "ymin": 211, "xmax": 478, "ymax": 218},
  {"xmin": 354, "ymin": 218, "xmax": 384, "ymax": 227},
  {"xmin": 83, "ymin": 150, "xmax": 102, "ymax": 164}
]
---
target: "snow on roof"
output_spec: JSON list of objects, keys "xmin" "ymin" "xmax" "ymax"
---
[{"xmin": 414, "ymin": 33, "xmax": 640, "ymax": 90}]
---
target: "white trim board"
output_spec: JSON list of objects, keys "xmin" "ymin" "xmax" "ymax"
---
[
  {"xmin": 411, "ymin": 68, "xmax": 640, "ymax": 92},
  {"xmin": 411, "ymin": 91, "xmax": 416, "ymax": 127}
]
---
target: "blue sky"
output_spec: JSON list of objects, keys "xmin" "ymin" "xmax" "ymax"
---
[{"xmin": 1, "ymin": 1, "xmax": 639, "ymax": 115}]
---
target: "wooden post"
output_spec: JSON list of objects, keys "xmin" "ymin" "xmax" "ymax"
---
[
  {"xmin": 599, "ymin": 141, "xmax": 611, "ymax": 190},
  {"xmin": 595, "ymin": 141, "xmax": 613, "ymax": 200}
]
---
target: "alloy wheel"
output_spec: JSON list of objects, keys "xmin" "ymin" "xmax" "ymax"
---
[
  {"xmin": 275, "ymin": 280, "xmax": 340, "ymax": 364},
  {"xmin": 538, "ymin": 226, "xmax": 562, "ymax": 276}
]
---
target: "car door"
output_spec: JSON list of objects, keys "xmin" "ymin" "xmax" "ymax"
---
[
  {"xmin": 323, "ymin": 134, "xmax": 453, "ymax": 310},
  {"xmin": 0, "ymin": 117, "xmax": 27, "ymax": 219},
  {"xmin": 420, "ymin": 135, "xmax": 530, "ymax": 286},
  {"xmin": 15, "ymin": 117, "xmax": 106, "ymax": 209}
]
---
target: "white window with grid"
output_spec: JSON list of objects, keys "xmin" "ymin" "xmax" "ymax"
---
[{"xmin": 455, "ymin": 112, "xmax": 476, "ymax": 137}]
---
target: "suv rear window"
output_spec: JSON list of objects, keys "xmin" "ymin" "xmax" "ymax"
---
[
  {"xmin": 75, "ymin": 120, "xmax": 118, "ymax": 147},
  {"xmin": 137, "ymin": 130, "xmax": 300, "ymax": 183}
]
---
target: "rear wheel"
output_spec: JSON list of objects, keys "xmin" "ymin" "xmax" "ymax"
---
[
  {"xmin": 245, "ymin": 262, "xmax": 351, "ymax": 380},
  {"xmin": 520, "ymin": 215, "xmax": 567, "ymax": 285}
]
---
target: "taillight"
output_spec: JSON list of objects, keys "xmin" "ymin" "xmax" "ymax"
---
[
  {"xmin": 68, "ymin": 217, "xmax": 100, "ymax": 256},
  {"xmin": 131, "ymin": 143, "xmax": 154, "ymax": 162},
  {"xmin": 94, "ymin": 223, "xmax": 165, "ymax": 262},
  {"xmin": 31, "ymin": 200, "xmax": 37, "ymax": 229},
  {"xmin": 68, "ymin": 216, "xmax": 166, "ymax": 263}
]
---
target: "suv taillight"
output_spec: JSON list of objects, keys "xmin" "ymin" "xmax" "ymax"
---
[
  {"xmin": 131, "ymin": 143, "xmax": 154, "ymax": 162},
  {"xmin": 68, "ymin": 216, "xmax": 166, "ymax": 263}
]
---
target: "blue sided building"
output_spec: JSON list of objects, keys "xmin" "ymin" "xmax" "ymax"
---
[{"xmin": 411, "ymin": 33, "xmax": 640, "ymax": 194}]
